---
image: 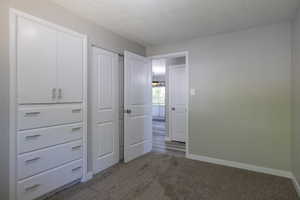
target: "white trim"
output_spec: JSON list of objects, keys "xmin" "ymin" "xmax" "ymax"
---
[
  {"xmin": 149, "ymin": 51, "xmax": 190, "ymax": 157},
  {"xmin": 82, "ymin": 172, "xmax": 93, "ymax": 182},
  {"xmin": 9, "ymin": 9, "xmax": 17, "ymax": 200},
  {"xmin": 9, "ymin": 9, "xmax": 86, "ymax": 38},
  {"xmin": 150, "ymin": 51, "xmax": 188, "ymax": 60},
  {"xmin": 81, "ymin": 35, "xmax": 88, "ymax": 183},
  {"xmin": 187, "ymin": 153, "xmax": 293, "ymax": 178},
  {"xmin": 292, "ymin": 175, "xmax": 300, "ymax": 197},
  {"xmin": 9, "ymin": 9, "xmax": 88, "ymax": 200}
]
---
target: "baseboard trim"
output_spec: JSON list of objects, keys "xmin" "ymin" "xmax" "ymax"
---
[
  {"xmin": 186, "ymin": 153, "xmax": 292, "ymax": 178},
  {"xmin": 292, "ymin": 175, "xmax": 300, "ymax": 197},
  {"xmin": 81, "ymin": 171, "xmax": 93, "ymax": 182}
]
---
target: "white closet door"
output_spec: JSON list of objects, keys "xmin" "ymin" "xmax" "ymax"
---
[
  {"xmin": 124, "ymin": 51, "xmax": 152, "ymax": 163},
  {"xmin": 17, "ymin": 18, "xmax": 57, "ymax": 104},
  {"xmin": 169, "ymin": 65, "xmax": 187, "ymax": 142},
  {"xmin": 57, "ymin": 31, "xmax": 83, "ymax": 103},
  {"xmin": 91, "ymin": 47, "xmax": 119, "ymax": 174}
]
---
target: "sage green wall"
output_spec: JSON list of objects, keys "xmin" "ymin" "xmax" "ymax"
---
[
  {"xmin": 0, "ymin": 1, "xmax": 145, "ymax": 199},
  {"xmin": 147, "ymin": 22, "xmax": 292, "ymax": 171},
  {"xmin": 0, "ymin": 0, "xmax": 10, "ymax": 199},
  {"xmin": 291, "ymin": 8, "xmax": 300, "ymax": 185}
]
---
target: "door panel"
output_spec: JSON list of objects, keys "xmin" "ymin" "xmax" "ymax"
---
[
  {"xmin": 96, "ymin": 123, "xmax": 114, "ymax": 157},
  {"xmin": 91, "ymin": 47, "xmax": 119, "ymax": 174},
  {"xmin": 170, "ymin": 65, "xmax": 187, "ymax": 142},
  {"xmin": 17, "ymin": 18, "xmax": 57, "ymax": 104},
  {"xmin": 124, "ymin": 51, "xmax": 152, "ymax": 163},
  {"xmin": 57, "ymin": 31, "xmax": 83, "ymax": 103}
]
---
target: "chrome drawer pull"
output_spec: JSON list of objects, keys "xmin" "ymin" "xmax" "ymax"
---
[
  {"xmin": 24, "ymin": 112, "xmax": 40, "ymax": 117},
  {"xmin": 58, "ymin": 88, "xmax": 62, "ymax": 99},
  {"xmin": 25, "ymin": 157, "xmax": 40, "ymax": 163},
  {"xmin": 52, "ymin": 88, "xmax": 56, "ymax": 99},
  {"xmin": 72, "ymin": 127, "xmax": 82, "ymax": 131},
  {"xmin": 72, "ymin": 109, "xmax": 81, "ymax": 113},
  {"xmin": 72, "ymin": 145, "xmax": 81, "ymax": 150},
  {"xmin": 72, "ymin": 166, "xmax": 82, "ymax": 172},
  {"xmin": 25, "ymin": 184, "xmax": 40, "ymax": 191},
  {"xmin": 25, "ymin": 134, "xmax": 41, "ymax": 139}
]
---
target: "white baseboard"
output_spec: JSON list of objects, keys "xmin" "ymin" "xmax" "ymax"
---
[
  {"xmin": 292, "ymin": 175, "xmax": 300, "ymax": 197},
  {"xmin": 81, "ymin": 171, "xmax": 93, "ymax": 182},
  {"xmin": 186, "ymin": 153, "xmax": 292, "ymax": 178}
]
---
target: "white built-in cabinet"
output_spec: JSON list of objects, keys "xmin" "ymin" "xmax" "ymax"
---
[
  {"xmin": 10, "ymin": 10, "xmax": 87, "ymax": 200},
  {"xmin": 17, "ymin": 17, "xmax": 83, "ymax": 104}
]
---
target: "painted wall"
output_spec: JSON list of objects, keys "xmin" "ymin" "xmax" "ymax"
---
[
  {"xmin": 147, "ymin": 22, "xmax": 292, "ymax": 171},
  {"xmin": 291, "ymin": 8, "xmax": 300, "ymax": 185},
  {"xmin": 0, "ymin": 1, "xmax": 145, "ymax": 199},
  {"xmin": 0, "ymin": 0, "xmax": 10, "ymax": 199}
]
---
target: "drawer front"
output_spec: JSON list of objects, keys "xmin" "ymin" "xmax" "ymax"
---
[
  {"xmin": 18, "ymin": 140, "xmax": 82, "ymax": 180},
  {"xmin": 18, "ymin": 104, "xmax": 83, "ymax": 130},
  {"xmin": 17, "ymin": 159, "xmax": 82, "ymax": 200},
  {"xmin": 18, "ymin": 123, "xmax": 83, "ymax": 154}
]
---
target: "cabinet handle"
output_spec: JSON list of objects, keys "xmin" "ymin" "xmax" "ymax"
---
[
  {"xmin": 25, "ymin": 184, "xmax": 40, "ymax": 192},
  {"xmin": 52, "ymin": 88, "xmax": 56, "ymax": 99},
  {"xmin": 25, "ymin": 134, "xmax": 41, "ymax": 139},
  {"xmin": 72, "ymin": 145, "xmax": 82, "ymax": 150},
  {"xmin": 25, "ymin": 157, "xmax": 40, "ymax": 163},
  {"xmin": 72, "ymin": 127, "xmax": 81, "ymax": 131},
  {"xmin": 58, "ymin": 88, "xmax": 62, "ymax": 99},
  {"xmin": 72, "ymin": 109, "xmax": 81, "ymax": 113},
  {"xmin": 24, "ymin": 112, "xmax": 40, "ymax": 117},
  {"xmin": 72, "ymin": 166, "xmax": 82, "ymax": 172}
]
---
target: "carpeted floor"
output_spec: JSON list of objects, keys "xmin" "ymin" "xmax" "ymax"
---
[{"xmin": 47, "ymin": 152, "xmax": 298, "ymax": 200}]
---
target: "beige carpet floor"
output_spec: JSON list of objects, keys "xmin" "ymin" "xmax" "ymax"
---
[{"xmin": 47, "ymin": 152, "xmax": 298, "ymax": 200}]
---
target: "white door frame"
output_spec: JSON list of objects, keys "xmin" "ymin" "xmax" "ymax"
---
[{"xmin": 149, "ymin": 51, "xmax": 189, "ymax": 157}]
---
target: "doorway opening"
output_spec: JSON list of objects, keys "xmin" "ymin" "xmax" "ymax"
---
[{"xmin": 151, "ymin": 53, "xmax": 188, "ymax": 155}]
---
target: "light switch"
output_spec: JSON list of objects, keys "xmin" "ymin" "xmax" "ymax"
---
[{"xmin": 190, "ymin": 88, "xmax": 196, "ymax": 96}]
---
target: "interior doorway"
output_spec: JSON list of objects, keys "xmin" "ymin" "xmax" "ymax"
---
[{"xmin": 151, "ymin": 53, "xmax": 188, "ymax": 154}]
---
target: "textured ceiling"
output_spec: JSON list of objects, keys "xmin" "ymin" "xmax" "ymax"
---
[{"xmin": 51, "ymin": 0, "xmax": 300, "ymax": 46}]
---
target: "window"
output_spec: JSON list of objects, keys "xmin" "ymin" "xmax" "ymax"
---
[{"xmin": 152, "ymin": 86, "xmax": 165, "ymax": 105}]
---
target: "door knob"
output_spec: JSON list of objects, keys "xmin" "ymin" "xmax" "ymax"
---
[
  {"xmin": 172, "ymin": 107, "xmax": 176, "ymax": 111},
  {"xmin": 124, "ymin": 109, "xmax": 132, "ymax": 114}
]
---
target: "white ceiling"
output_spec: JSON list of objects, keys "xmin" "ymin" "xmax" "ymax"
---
[{"xmin": 51, "ymin": 0, "xmax": 300, "ymax": 46}]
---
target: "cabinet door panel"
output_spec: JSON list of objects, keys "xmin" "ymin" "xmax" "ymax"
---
[
  {"xmin": 17, "ymin": 18, "xmax": 57, "ymax": 104},
  {"xmin": 57, "ymin": 32, "xmax": 83, "ymax": 103}
]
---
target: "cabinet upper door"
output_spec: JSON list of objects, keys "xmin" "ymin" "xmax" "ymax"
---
[
  {"xmin": 57, "ymin": 31, "xmax": 83, "ymax": 103},
  {"xmin": 17, "ymin": 17, "xmax": 57, "ymax": 104}
]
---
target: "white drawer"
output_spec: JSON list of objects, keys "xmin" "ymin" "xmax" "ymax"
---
[
  {"xmin": 17, "ymin": 159, "xmax": 82, "ymax": 200},
  {"xmin": 18, "ymin": 123, "xmax": 83, "ymax": 154},
  {"xmin": 18, "ymin": 140, "xmax": 82, "ymax": 180},
  {"xmin": 18, "ymin": 104, "xmax": 83, "ymax": 130}
]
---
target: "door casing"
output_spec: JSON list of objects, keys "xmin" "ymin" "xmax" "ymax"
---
[{"xmin": 149, "ymin": 52, "xmax": 189, "ymax": 157}]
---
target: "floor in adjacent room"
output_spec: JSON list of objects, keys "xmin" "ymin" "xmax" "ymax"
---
[
  {"xmin": 152, "ymin": 120, "xmax": 186, "ymax": 153},
  {"xmin": 46, "ymin": 152, "xmax": 298, "ymax": 200}
]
